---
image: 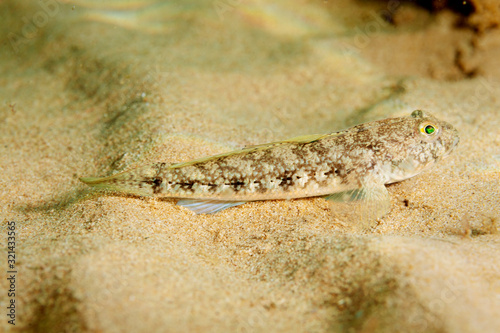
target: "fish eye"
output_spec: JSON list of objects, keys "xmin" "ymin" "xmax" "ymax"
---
[
  {"xmin": 424, "ymin": 125, "xmax": 435, "ymax": 134},
  {"xmin": 419, "ymin": 122, "xmax": 439, "ymax": 136}
]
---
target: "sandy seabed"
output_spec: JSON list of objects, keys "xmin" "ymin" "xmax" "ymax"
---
[{"xmin": 1, "ymin": 1, "xmax": 499, "ymax": 332}]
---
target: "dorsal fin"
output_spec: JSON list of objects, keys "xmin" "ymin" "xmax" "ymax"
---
[
  {"xmin": 244, "ymin": 133, "xmax": 329, "ymax": 149},
  {"xmin": 169, "ymin": 133, "xmax": 330, "ymax": 169}
]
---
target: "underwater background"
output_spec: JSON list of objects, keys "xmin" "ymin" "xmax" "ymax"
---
[{"xmin": 1, "ymin": 1, "xmax": 499, "ymax": 332}]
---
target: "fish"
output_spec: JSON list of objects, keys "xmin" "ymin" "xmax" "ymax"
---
[{"xmin": 80, "ymin": 110, "xmax": 459, "ymax": 223}]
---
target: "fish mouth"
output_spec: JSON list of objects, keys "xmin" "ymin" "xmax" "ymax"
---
[
  {"xmin": 448, "ymin": 133, "xmax": 460, "ymax": 155},
  {"xmin": 442, "ymin": 133, "xmax": 459, "ymax": 159}
]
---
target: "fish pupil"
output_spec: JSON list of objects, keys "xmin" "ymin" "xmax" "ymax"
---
[{"xmin": 425, "ymin": 125, "xmax": 435, "ymax": 134}]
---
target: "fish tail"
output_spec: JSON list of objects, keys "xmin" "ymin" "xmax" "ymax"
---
[
  {"xmin": 79, "ymin": 176, "xmax": 112, "ymax": 185},
  {"xmin": 79, "ymin": 165, "xmax": 158, "ymax": 196}
]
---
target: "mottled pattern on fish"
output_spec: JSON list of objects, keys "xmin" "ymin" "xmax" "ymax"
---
[{"xmin": 80, "ymin": 110, "xmax": 459, "ymax": 217}]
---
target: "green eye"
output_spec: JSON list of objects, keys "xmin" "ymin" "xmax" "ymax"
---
[
  {"xmin": 424, "ymin": 125, "xmax": 435, "ymax": 135},
  {"xmin": 419, "ymin": 122, "xmax": 439, "ymax": 136}
]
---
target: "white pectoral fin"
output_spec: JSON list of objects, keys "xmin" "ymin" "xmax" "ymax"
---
[
  {"xmin": 176, "ymin": 199, "xmax": 246, "ymax": 214},
  {"xmin": 324, "ymin": 183, "xmax": 390, "ymax": 228}
]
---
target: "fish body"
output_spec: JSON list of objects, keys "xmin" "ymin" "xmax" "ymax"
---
[{"xmin": 81, "ymin": 110, "xmax": 459, "ymax": 218}]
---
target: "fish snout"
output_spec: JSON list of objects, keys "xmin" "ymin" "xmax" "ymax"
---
[
  {"xmin": 452, "ymin": 134, "xmax": 460, "ymax": 149},
  {"xmin": 444, "ymin": 127, "xmax": 460, "ymax": 157}
]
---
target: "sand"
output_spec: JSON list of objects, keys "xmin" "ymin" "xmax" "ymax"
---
[{"xmin": 1, "ymin": 0, "xmax": 499, "ymax": 332}]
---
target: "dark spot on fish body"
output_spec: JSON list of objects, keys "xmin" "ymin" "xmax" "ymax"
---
[
  {"xmin": 180, "ymin": 182, "xmax": 194, "ymax": 191},
  {"xmin": 154, "ymin": 162, "xmax": 168, "ymax": 174},
  {"xmin": 152, "ymin": 178, "xmax": 163, "ymax": 194},
  {"xmin": 224, "ymin": 180, "xmax": 246, "ymax": 191},
  {"xmin": 227, "ymin": 181, "xmax": 245, "ymax": 186},
  {"xmin": 324, "ymin": 168, "xmax": 337, "ymax": 177},
  {"xmin": 143, "ymin": 177, "xmax": 163, "ymax": 194},
  {"xmin": 280, "ymin": 176, "xmax": 294, "ymax": 189}
]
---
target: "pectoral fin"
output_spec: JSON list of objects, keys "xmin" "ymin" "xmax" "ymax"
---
[
  {"xmin": 324, "ymin": 183, "xmax": 390, "ymax": 229},
  {"xmin": 177, "ymin": 199, "xmax": 246, "ymax": 214}
]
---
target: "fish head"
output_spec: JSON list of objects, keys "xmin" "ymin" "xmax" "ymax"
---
[
  {"xmin": 380, "ymin": 110, "xmax": 459, "ymax": 184},
  {"xmin": 409, "ymin": 109, "xmax": 459, "ymax": 161}
]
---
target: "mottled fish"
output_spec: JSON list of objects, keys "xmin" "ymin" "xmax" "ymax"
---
[{"xmin": 80, "ymin": 110, "xmax": 459, "ymax": 222}]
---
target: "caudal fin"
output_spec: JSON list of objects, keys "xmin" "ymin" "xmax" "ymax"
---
[
  {"xmin": 79, "ymin": 165, "xmax": 159, "ymax": 196},
  {"xmin": 79, "ymin": 176, "xmax": 110, "ymax": 185}
]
